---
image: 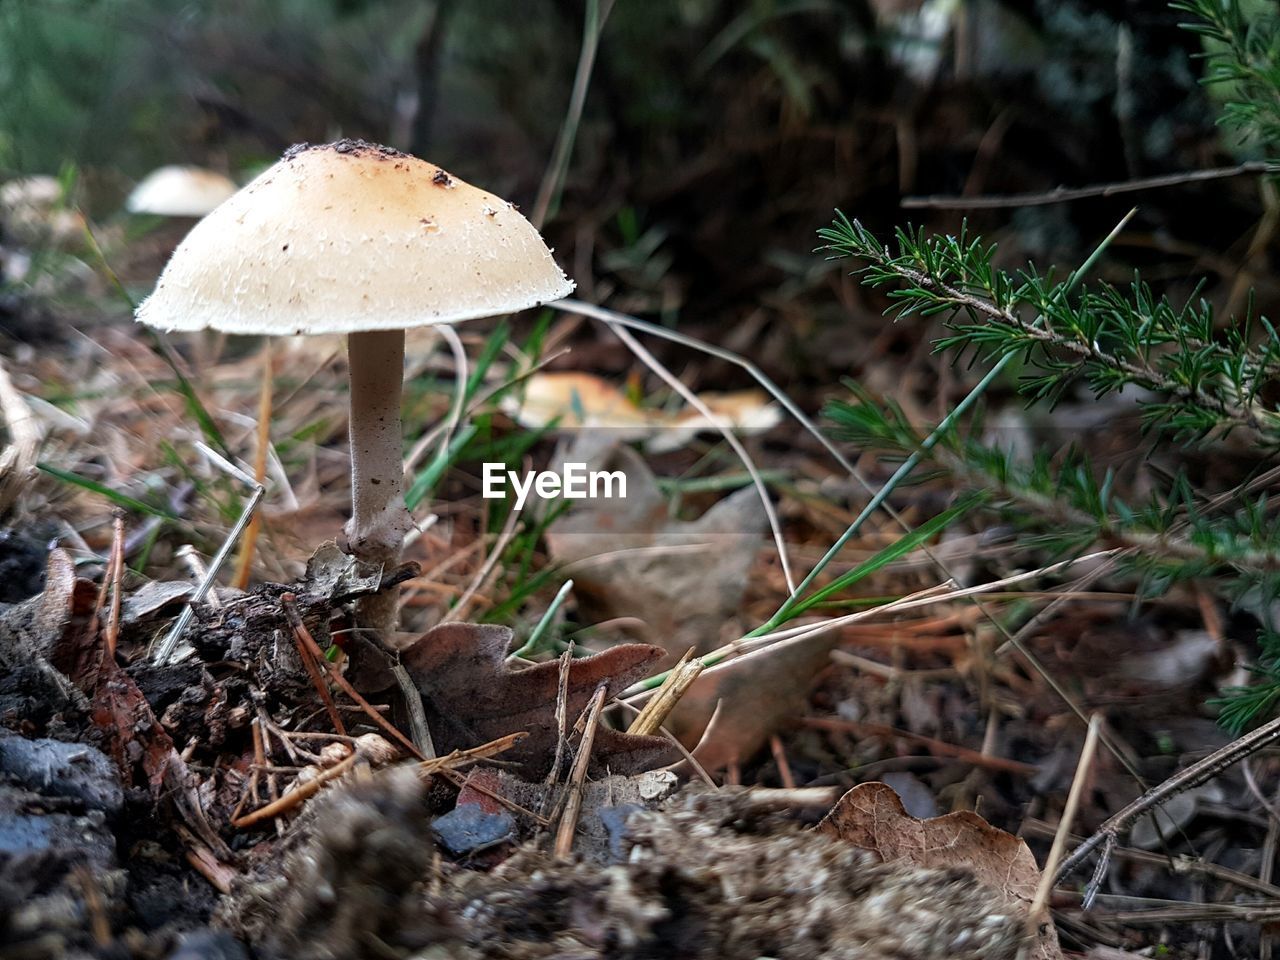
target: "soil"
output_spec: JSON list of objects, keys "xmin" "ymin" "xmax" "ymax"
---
[{"xmin": 0, "ymin": 539, "xmax": 1038, "ymax": 960}]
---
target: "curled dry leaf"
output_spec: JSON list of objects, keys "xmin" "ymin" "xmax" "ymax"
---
[
  {"xmin": 818, "ymin": 782, "xmax": 1063, "ymax": 960},
  {"xmin": 400, "ymin": 621, "xmax": 676, "ymax": 778},
  {"xmin": 505, "ymin": 371, "xmax": 652, "ymax": 436},
  {"xmin": 0, "ymin": 548, "xmax": 99, "ymax": 707},
  {"xmin": 0, "ymin": 549, "xmax": 96, "ymax": 669}
]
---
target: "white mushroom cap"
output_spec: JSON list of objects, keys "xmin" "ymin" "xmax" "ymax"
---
[
  {"xmin": 126, "ymin": 166, "xmax": 238, "ymax": 217},
  {"xmin": 135, "ymin": 140, "xmax": 574, "ymax": 335}
]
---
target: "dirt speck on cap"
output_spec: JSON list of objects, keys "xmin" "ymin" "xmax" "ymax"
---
[
  {"xmin": 284, "ymin": 139, "xmax": 409, "ymax": 162},
  {"xmin": 432, "ymin": 169, "xmax": 454, "ymax": 188}
]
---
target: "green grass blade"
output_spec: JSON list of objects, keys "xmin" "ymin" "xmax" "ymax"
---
[
  {"xmin": 37, "ymin": 462, "xmax": 179, "ymax": 520},
  {"xmin": 405, "ymin": 423, "xmax": 478, "ymax": 510},
  {"xmin": 788, "ymin": 493, "xmax": 984, "ymax": 618}
]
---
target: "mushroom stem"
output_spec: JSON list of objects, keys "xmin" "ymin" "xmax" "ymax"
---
[{"xmin": 344, "ymin": 328, "xmax": 414, "ymax": 634}]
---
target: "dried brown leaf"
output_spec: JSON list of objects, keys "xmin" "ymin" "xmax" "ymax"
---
[
  {"xmin": 401, "ymin": 621, "xmax": 676, "ymax": 778},
  {"xmin": 819, "ymin": 782, "xmax": 1063, "ymax": 960},
  {"xmin": 546, "ymin": 443, "xmax": 764, "ymax": 659},
  {"xmin": 502, "ymin": 371, "xmax": 779, "ymax": 452}
]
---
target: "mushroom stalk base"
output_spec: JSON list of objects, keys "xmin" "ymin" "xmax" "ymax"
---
[{"xmin": 344, "ymin": 329, "xmax": 414, "ymax": 635}]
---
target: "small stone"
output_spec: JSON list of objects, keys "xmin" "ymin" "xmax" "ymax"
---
[{"xmin": 431, "ymin": 802, "xmax": 515, "ymax": 857}]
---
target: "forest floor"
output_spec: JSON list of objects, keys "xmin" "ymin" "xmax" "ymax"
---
[{"xmin": 0, "ymin": 207, "xmax": 1274, "ymax": 960}]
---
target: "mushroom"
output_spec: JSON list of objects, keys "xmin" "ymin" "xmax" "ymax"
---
[
  {"xmin": 126, "ymin": 166, "xmax": 239, "ymax": 218},
  {"xmin": 135, "ymin": 140, "xmax": 573, "ymax": 633}
]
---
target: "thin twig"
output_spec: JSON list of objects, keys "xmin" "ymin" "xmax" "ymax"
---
[
  {"xmin": 280, "ymin": 594, "xmax": 425, "ymax": 761},
  {"xmin": 417, "ymin": 731, "xmax": 528, "ymax": 777},
  {"xmin": 439, "ymin": 766, "xmax": 551, "ymax": 827},
  {"xmin": 554, "ymin": 683, "xmax": 607, "ymax": 860},
  {"xmin": 233, "ymin": 750, "xmax": 359, "ymax": 828},
  {"xmin": 1023, "ymin": 818, "xmax": 1280, "ymax": 900},
  {"xmin": 770, "ymin": 735, "xmax": 797, "ymax": 789},
  {"xmin": 902, "ymin": 160, "xmax": 1277, "ymax": 209},
  {"xmin": 282, "ymin": 609, "xmax": 347, "ymax": 737},
  {"xmin": 546, "ymin": 645, "xmax": 574, "ymax": 792},
  {"xmin": 1058, "ymin": 711, "xmax": 1280, "ymax": 905}
]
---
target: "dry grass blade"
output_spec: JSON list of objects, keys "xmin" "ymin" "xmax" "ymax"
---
[
  {"xmin": 603, "ymin": 319, "xmax": 797, "ymax": 594},
  {"xmin": 554, "ymin": 683, "xmax": 607, "ymax": 860},
  {"xmin": 151, "ymin": 449, "xmax": 265, "ymax": 664},
  {"xmin": 627, "ymin": 549, "xmax": 1122, "ymax": 698},
  {"xmin": 531, "ymin": 0, "xmax": 616, "ymax": 227},
  {"xmin": 448, "ymin": 498, "xmax": 522, "ymax": 622},
  {"xmin": 1031, "ymin": 713, "xmax": 1103, "ymax": 924},
  {"xmin": 627, "ymin": 647, "xmax": 704, "ymax": 736}
]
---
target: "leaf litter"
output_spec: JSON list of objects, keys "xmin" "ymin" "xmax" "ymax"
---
[
  {"xmin": 2, "ymin": 191, "xmax": 1248, "ymax": 958},
  {"xmin": 1, "ymin": 519, "xmax": 1055, "ymax": 960}
]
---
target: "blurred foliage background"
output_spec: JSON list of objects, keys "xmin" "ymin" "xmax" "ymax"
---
[{"xmin": 0, "ymin": 0, "xmax": 1274, "ymax": 377}]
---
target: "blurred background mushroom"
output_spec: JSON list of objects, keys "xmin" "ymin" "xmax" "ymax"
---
[{"xmin": 125, "ymin": 166, "xmax": 238, "ymax": 218}]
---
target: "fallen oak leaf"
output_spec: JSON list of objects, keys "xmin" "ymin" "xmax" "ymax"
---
[
  {"xmin": 400, "ymin": 622, "xmax": 676, "ymax": 778},
  {"xmin": 818, "ymin": 781, "xmax": 1063, "ymax": 960}
]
